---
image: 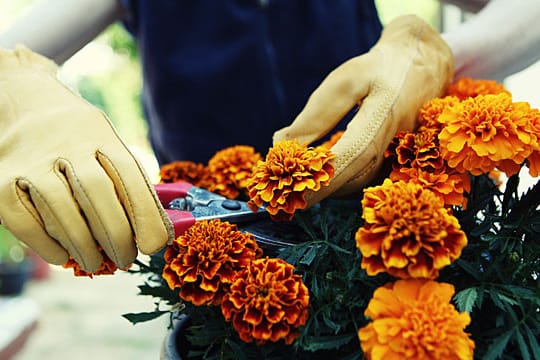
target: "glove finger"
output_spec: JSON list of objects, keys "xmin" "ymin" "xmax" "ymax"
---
[
  {"xmin": 273, "ymin": 55, "xmax": 375, "ymax": 145},
  {"xmin": 59, "ymin": 158, "xmax": 137, "ymax": 268},
  {"xmin": 7, "ymin": 176, "xmax": 103, "ymax": 271},
  {"xmin": 0, "ymin": 187, "xmax": 68, "ymax": 266},
  {"xmin": 303, "ymin": 86, "xmax": 399, "ymax": 206},
  {"xmin": 97, "ymin": 146, "xmax": 174, "ymax": 255}
]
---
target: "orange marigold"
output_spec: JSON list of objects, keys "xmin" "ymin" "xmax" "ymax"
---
[
  {"xmin": 390, "ymin": 167, "xmax": 470, "ymax": 208},
  {"xmin": 159, "ymin": 160, "xmax": 209, "ymax": 187},
  {"xmin": 62, "ymin": 248, "xmax": 127, "ymax": 278},
  {"xmin": 438, "ymin": 93, "xmax": 536, "ymax": 176},
  {"xmin": 522, "ymin": 107, "xmax": 540, "ymax": 177},
  {"xmin": 385, "ymin": 129, "xmax": 470, "ymax": 207},
  {"xmin": 162, "ymin": 219, "xmax": 262, "ymax": 306},
  {"xmin": 205, "ymin": 145, "xmax": 261, "ymax": 199},
  {"xmin": 385, "ymin": 129, "xmax": 445, "ymax": 172},
  {"xmin": 247, "ymin": 139, "xmax": 335, "ymax": 221},
  {"xmin": 446, "ymin": 77, "xmax": 509, "ymax": 100},
  {"xmin": 358, "ymin": 279, "xmax": 475, "ymax": 360},
  {"xmin": 221, "ymin": 257, "xmax": 309, "ymax": 345},
  {"xmin": 356, "ymin": 179, "xmax": 468, "ymax": 279},
  {"xmin": 418, "ymin": 96, "xmax": 461, "ymax": 131}
]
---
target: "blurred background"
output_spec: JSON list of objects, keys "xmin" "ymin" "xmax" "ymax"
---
[{"xmin": 0, "ymin": 1, "xmax": 538, "ymax": 359}]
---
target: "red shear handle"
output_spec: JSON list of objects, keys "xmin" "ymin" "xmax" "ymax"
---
[
  {"xmin": 154, "ymin": 181, "xmax": 193, "ymax": 208},
  {"xmin": 165, "ymin": 209, "xmax": 196, "ymax": 238}
]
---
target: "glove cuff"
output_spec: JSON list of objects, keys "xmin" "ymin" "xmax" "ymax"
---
[{"xmin": 0, "ymin": 45, "xmax": 57, "ymax": 76}]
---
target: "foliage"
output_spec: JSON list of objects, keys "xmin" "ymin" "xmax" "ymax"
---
[{"xmin": 125, "ymin": 167, "xmax": 539, "ymax": 359}]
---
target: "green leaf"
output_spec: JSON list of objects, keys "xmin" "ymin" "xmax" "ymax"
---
[
  {"xmin": 483, "ymin": 329, "xmax": 514, "ymax": 360},
  {"xmin": 455, "ymin": 259, "xmax": 482, "ymax": 281},
  {"xmin": 524, "ymin": 325, "xmax": 540, "ymax": 360},
  {"xmin": 122, "ymin": 310, "xmax": 167, "ymax": 324},
  {"xmin": 225, "ymin": 339, "xmax": 247, "ymax": 360},
  {"xmin": 302, "ymin": 333, "xmax": 356, "ymax": 352},
  {"xmin": 515, "ymin": 328, "xmax": 531, "ymax": 360},
  {"xmin": 453, "ymin": 287, "xmax": 479, "ymax": 313},
  {"xmin": 300, "ymin": 244, "xmax": 319, "ymax": 266}
]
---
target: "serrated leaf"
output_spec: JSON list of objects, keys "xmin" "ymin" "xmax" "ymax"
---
[
  {"xmin": 122, "ymin": 310, "xmax": 167, "ymax": 324},
  {"xmin": 483, "ymin": 329, "xmax": 513, "ymax": 360},
  {"xmin": 302, "ymin": 333, "xmax": 356, "ymax": 352},
  {"xmin": 453, "ymin": 287, "xmax": 478, "ymax": 313}
]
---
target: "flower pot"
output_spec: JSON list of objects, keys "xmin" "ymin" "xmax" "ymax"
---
[
  {"xmin": 160, "ymin": 315, "xmax": 191, "ymax": 360},
  {"xmin": 0, "ymin": 261, "xmax": 32, "ymax": 296}
]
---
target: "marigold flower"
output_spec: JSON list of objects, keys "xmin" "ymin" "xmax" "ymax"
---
[
  {"xmin": 159, "ymin": 160, "xmax": 209, "ymax": 187},
  {"xmin": 390, "ymin": 167, "xmax": 470, "ymax": 208},
  {"xmin": 522, "ymin": 107, "xmax": 540, "ymax": 177},
  {"xmin": 205, "ymin": 145, "xmax": 261, "ymax": 199},
  {"xmin": 162, "ymin": 219, "xmax": 262, "ymax": 306},
  {"xmin": 419, "ymin": 96, "xmax": 461, "ymax": 131},
  {"xmin": 320, "ymin": 130, "xmax": 344, "ymax": 149},
  {"xmin": 386, "ymin": 129, "xmax": 444, "ymax": 172},
  {"xmin": 356, "ymin": 179, "xmax": 468, "ymax": 279},
  {"xmin": 438, "ymin": 93, "xmax": 536, "ymax": 176},
  {"xmin": 247, "ymin": 139, "xmax": 335, "ymax": 221},
  {"xmin": 446, "ymin": 77, "xmax": 509, "ymax": 100},
  {"xmin": 385, "ymin": 129, "xmax": 470, "ymax": 207},
  {"xmin": 221, "ymin": 257, "xmax": 309, "ymax": 345},
  {"xmin": 62, "ymin": 248, "xmax": 126, "ymax": 278},
  {"xmin": 358, "ymin": 279, "xmax": 475, "ymax": 360}
]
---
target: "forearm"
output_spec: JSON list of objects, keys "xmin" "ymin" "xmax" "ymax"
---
[
  {"xmin": 440, "ymin": 0, "xmax": 488, "ymax": 13},
  {"xmin": 0, "ymin": 0, "xmax": 122, "ymax": 64},
  {"xmin": 442, "ymin": 0, "xmax": 540, "ymax": 80}
]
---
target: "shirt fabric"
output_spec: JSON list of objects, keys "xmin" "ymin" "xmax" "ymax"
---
[{"xmin": 122, "ymin": 0, "xmax": 382, "ymax": 164}]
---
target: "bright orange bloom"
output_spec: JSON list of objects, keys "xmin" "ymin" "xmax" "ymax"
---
[
  {"xmin": 446, "ymin": 77, "xmax": 509, "ymax": 100},
  {"xmin": 386, "ymin": 129, "xmax": 445, "ymax": 172},
  {"xmin": 205, "ymin": 145, "xmax": 261, "ymax": 199},
  {"xmin": 385, "ymin": 128, "xmax": 470, "ymax": 207},
  {"xmin": 390, "ymin": 167, "xmax": 470, "ymax": 208},
  {"xmin": 162, "ymin": 219, "xmax": 262, "ymax": 306},
  {"xmin": 221, "ymin": 257, "xmax": 309, "ymax": 345},
  {"xmin": 356, "ymin": 179, "xmax": 468, "ymax": 279},
  {"xmin": 358, "ymin": 279, "xmax": 475, "ymax": 360},
  {"xmin": 523, "ymin": 107, "xmax": 540, "ymax": 177},
  {"xmin": 62, "ymin": 248, "xmax": 127, "ymax": 278},
  {"xmin": 159, "ymin": 160, "xmax": 209, "ymax": 187},
  {"xmin": 419, "ymin": 96, "xmax": 461, "ymax": 131},
  {"xmin": 247, "ymin": 139, "xmax": 335, "ymax": 221},
  {"xmin": 438, "ymin": 93, "xmax": 536, "ymax": 176},
  {"xmin": 320, "ymin": 130, "xmax": 344, "ymax": 149}
]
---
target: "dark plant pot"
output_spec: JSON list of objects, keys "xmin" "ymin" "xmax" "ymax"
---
[
  {"xmin": 0, "ymin": 261, "xmax": 32, "ymax": 296},
  {"xmin": 161, "ymin": 315, "xmax": 191, "ymax": 360}
]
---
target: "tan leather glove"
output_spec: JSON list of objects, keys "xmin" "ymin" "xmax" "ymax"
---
[
  {"xmin": 273, "ymin": 15, "xmax": 454, "ymax": 204},
  {"xmin": 0, "ymin": 45, "xmax": 174, "ymax": 272}
]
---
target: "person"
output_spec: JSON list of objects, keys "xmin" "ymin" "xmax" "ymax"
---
[{"xmin": 0, "ymin": 0, "xmax": 539, "ymax": 273}]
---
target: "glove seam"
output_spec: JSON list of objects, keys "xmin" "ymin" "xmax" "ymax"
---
[
  {"xmin": 14, "ymin": 176, "xmax": 88, "ymax": 269},
  {"xmin": 56, "ymin": 157, "xmax": 120, "ymax": 266}
]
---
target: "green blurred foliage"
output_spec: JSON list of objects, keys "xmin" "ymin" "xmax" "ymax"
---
[
  {"xmin": 75, "ymin": 24, "xmax": 148, "ymax": 151},
  {"xmin": 376, "ymin": 0, "xmax": 440, "ymax": 28}
]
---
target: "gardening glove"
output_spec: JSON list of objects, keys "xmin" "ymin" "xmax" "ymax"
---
[
  {"xmin": 0, "ymin": 45, "xmax": 174, "ymax": 272},
  {"xmin": 273, "ymin": 15, "xmax": 454, "ymax": 205}
]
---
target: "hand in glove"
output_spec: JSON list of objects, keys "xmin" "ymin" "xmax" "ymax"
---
[
  {"xmin": 273, "ymin": 15, "xmax": 454, "ymax": 204},
  {"xmin": 0, "ymin": 46, "xmax": 174, "ymax": 272}
]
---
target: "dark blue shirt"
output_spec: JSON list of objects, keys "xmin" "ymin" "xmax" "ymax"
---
[{"xmin": 122, "ymin": 0, "xmax": 382, "ymax": 164}]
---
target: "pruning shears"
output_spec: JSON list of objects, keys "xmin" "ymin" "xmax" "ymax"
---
[
  {"xmin": 154, "ymin": 181, "xmax": 299, "ymax": 249},
  {"xmin": 154, "ymin": 181, "xmax": 265, "ymax": 236}
]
